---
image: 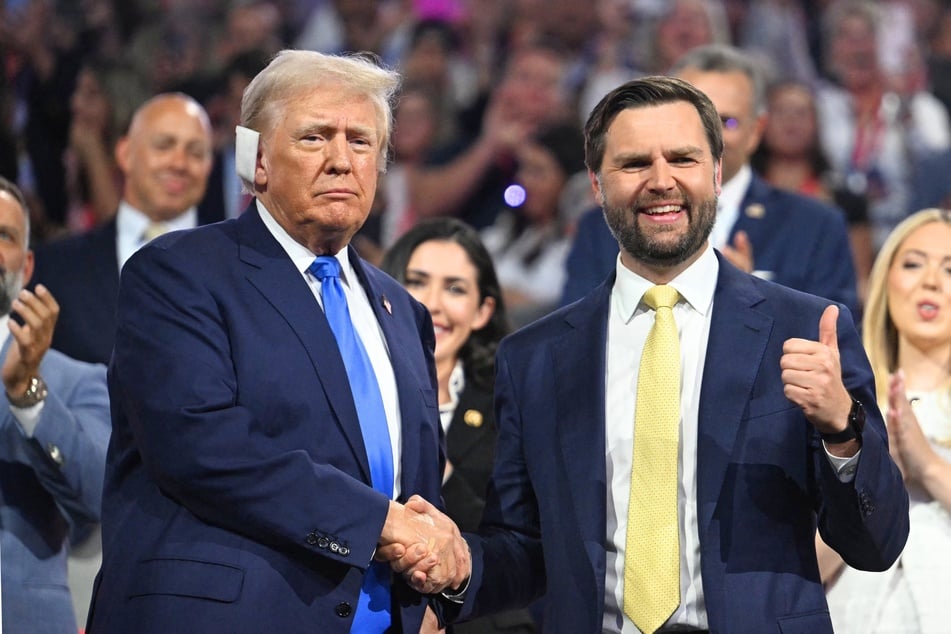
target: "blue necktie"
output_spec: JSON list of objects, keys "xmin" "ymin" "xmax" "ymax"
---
[{"xmin": 309, "ymin": 255, "xmax": 393, "ymax": 633}]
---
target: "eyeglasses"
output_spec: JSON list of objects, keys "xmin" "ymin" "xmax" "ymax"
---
[{"xmin": 720, "ymin": 116, "xmax": 740, "ymax": 130}]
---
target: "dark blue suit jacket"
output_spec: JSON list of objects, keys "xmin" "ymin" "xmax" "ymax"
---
[
  {"xmin": 31, "ymin": 204, "xmax": 225, "ymax": 366},
  {"xmin": 561, "ymin": 175, "xmax": 859, "ymax": 315},
  {"xmin": 460, "ymin": 253, "xmax": 908, "ymax": 632},
  {"xmin": 87, "ymin": 208, "xmax": 443, "ymax": 633}
]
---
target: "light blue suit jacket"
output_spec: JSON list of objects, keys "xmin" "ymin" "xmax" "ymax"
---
[
  {"xmin": 0, "ymin": 340, "xmax": 109, "ymax": 633},
  {"xmin": 460, "ymin": 253, "xmax": 908, "ymax": 633}
]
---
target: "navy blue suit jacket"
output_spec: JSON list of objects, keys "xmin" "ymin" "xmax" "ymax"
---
[
  {"xmin": 460, "ymin": 253, "xmax": 908, "ymax": 632},
  {"xmin": 560, "ymin": 175, "xmax": 859, "ymax": 315},
  {"xmin": 31, "ymin": 204, "xmax": 225, "ymax": 366},
  {"xmin": 87, "ymin": 208, "xmax": 443, "ymax": 633}
]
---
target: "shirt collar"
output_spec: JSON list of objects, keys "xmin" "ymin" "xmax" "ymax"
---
[
  {"xmin": 116, "ymin": 200, "xmax": 198, "ymax": 240},
  {"xmin": 256, "ymin": 201, "xmax": 356, "ymax": 287},
  {"xmin": 612, "ymin": 244, "xmax": 719, "ymax": 323},
  {"xmin": 718, "ymin": 164, "xmax": 752, "ymax": 214},
  {"xmin": 711, "ymin": 164, "xmax": 752, "ymax": 249}
]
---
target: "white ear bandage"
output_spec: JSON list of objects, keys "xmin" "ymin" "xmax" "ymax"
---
[{"xmin": 235, "ymin": 125, "xmax": 260, "ymax": 184}]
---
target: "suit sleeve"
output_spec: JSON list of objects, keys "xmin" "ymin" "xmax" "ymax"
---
[
  {"xmin": 814, "ymin": 307, "xmax": 909, "ymax": 571},
  {"xmin": 110, "ymin": 244, "xmax": 392, "ymax": 570},
  {"xmin": 456, "ymin": 345, "xmax": 546, "ymax": 621},
  {"xmin": 9, "ymin": 358, "xmax": 110, "ymax": 532}
]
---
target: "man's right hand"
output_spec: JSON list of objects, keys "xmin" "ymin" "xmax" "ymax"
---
[
  {"xmin": 377, "ymin": 496, "xmax": 470, "ymax": 594},
  {"xmin": 721, "ymin": 230, "xmax": 753, "ymax": 273}
]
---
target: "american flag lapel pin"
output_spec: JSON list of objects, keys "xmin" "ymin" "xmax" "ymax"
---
[{"xmin": 382, "ymin": 295, "xmax": 392, "ymax": 315}]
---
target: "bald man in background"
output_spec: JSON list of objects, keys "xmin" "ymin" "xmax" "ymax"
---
[{"xmin": 30, "ymin": 92, "xmax": 216, "ymax": 625}]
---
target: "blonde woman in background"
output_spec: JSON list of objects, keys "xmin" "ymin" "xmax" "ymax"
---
[{"xmin": 819, "ymin": 208, "xmax": 951, "ymax": 633}]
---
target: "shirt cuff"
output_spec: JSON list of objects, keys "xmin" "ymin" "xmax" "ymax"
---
[
  {"xmin": 440, "ymin": 575, "xmax": 470, "ymax": 603},
  {"xmin": 10, "ymin": 400, "xmax": 45, "ymax": 437},
  {"xmin": 823, "ymin": 443, "xmax": 860, "ymax": 483}
]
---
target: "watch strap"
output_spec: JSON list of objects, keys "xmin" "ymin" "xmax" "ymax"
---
[{"xmin": 7, "ymin": 375, "xmax": 49, "ymax": 408}]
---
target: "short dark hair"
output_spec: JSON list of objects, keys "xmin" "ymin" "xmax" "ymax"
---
[
  {"xmin": 584, "ymin": 75, "xmax": 723, "ymax": 174},
  {"xmin": 380, "ymin": 218, "xmax": 509, "ymax": 390}
]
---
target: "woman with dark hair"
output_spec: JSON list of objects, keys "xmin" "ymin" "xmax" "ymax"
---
[
  {"xmin": 751, "ymin": 79, "xmax": 873, "ymax": 305},
  {"xmin": 380, "ymin": 217, "xmax": 535, "ymax": 634}
]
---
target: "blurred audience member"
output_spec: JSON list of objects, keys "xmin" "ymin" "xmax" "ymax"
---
[
  {"xmin": 926, "ymin": 4, "xmax": 951, "ymax": 116},
  {"xmin": 751, "ymin": 80, "xmax": 873, "ymax": 305},
  {"xmin": 65, "ymin": 59, "xmax": 149, "ymax": 232},
  {"xmin": 642, "ymin": 0, "xmax": 730, "ymax": 74},
  {"xmin": 0, "ymin": 176, "xmax": 110, "ymax": 634},
  {"xmin": 481, "ymin": 122, "xmax": 585, "ymax": 324},
  {"xmin": 818, "ymin": 208, "xmax": 951, "ymax": 633},
  {"xmin": 816, "ymin": 0, "xmax": 950, "ymax": 251},
  {"xmin": 737, "ymin": 0, "xmax": 818, "ymax": 84},
  {"xmin": 411, "ymin": 42, "xmax": 573, "ymax": 230},
  {"xmin": 33, "ymin": 93, "xmax": 215, "ymax": 366},
  {"xmin": 380, "ymin": 217, "xmax": 535, "ymax": 633},
  {"xmin": 398, "ymin": 18, "xmax": 473, "ymax": 145},
  {"xmin": 577, "ymin": 0, "xmax": 645, "ymax": 125},
  {"xmin": 8, "ymin": 0, "xmax": 85, "ymax": 231},
  {"xmin": 378, "ymin": 82, "xmax": 441, "ymax": 249},
  {"xmin": 295, "ymin": 0, "xmax": 405, "ymax": 58}
]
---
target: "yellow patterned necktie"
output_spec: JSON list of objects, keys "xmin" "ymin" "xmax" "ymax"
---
[
  {"xmin": 624, "ymin": 284, "xmax": 682, "ymax": 633},
  {"xmin": 141, "ymin": 222, "xmax": 170, "ymax": 244}
]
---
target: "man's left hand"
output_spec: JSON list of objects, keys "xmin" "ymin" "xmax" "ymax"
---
[
  {"xmin": 3, "ymin": 284, "xmax": 58, "ymax": 396},
  {"xmin": 780, "ymin": 305, "xmax": 853, "ymax": 436}
]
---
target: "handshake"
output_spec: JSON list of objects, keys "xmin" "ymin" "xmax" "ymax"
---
[{"xmin": 377, "ymin": 495, "xmax": 471, "ymax": 595}]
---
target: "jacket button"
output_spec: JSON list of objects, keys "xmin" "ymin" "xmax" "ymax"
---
[
  {"xmin": 334, "ymin": 602, "xmax": 352, "ymax": 618},
  {"xmin": 306, "ymin": 532, "xmax": 318, "ymax": 545}
]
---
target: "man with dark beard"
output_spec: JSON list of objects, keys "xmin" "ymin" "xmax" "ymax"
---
[
  {"xmin": 0, "ymin": 177, "xmax": 110, "ymax": 633},
  {"xmin": 560, "ymin": 45, "xmax": 858, "ymax": 317},
  {"xmin": 411, "ymin": 76, "xmax": 909, "ymax": 633}
]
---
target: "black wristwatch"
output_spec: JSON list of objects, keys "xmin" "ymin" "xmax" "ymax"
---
[{"xmin": 820, "ymin": 397, "xmax": 865, "ymax": 444}]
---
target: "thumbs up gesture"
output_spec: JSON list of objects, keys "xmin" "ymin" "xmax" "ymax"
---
[{"xmin": 780, "ymin": 305, "xmax": 853, "ymax": 436}]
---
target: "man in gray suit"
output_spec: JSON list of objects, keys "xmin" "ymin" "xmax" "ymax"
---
[{"xmin": 0, "ymin": 177, "xmax": 110, "ymax": 633}]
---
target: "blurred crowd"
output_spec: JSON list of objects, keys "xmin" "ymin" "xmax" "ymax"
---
[{"xmin": 2, "ymin": 0, "xmax": 951, "ymax": 320}]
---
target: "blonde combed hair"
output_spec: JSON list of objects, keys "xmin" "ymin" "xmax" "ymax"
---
[{"xmin": 239, "ymin": 49, "xmax": 401, "ymax": 190}]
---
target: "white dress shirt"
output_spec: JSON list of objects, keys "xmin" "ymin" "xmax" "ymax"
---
[
  {"xmin": 710, "ymin": 165, "xmax": 751, "ymax": 251},
  {"xmin": 115, "ymin": 202, "xmax": 198, "ymax": 271},
  {"xmin": 602, "ymin": 245, "xmax": 718, "ymax": 633},
  {"xmin": 257, "ymin": 203, "xmax": 403, "ymax": 498}
]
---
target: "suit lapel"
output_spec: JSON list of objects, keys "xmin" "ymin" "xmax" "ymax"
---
[
  {"xmin": 730, "ymin": 175, "xmax": 773, "ymax": 247},
  {"xmin": 696, "ymin": 254, "xmax": 772, "ymax": 536},
  {"xmin": 236, "ymin": 212, "xmax": 374, "ymax": 484},
  {"xmin": 553, "ymin": 281, "xmax": 611, "ymax": 547}
]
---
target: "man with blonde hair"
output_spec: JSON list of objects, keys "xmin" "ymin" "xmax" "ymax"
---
[{"xmin": 88, "ymin": 50, "xmax": 467, "ymax": 633}]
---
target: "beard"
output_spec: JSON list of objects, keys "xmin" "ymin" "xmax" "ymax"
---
[
  {"xmin": 0, "ymin": 267, "xmax": 24, "ymax": 316},
  {"xmin": 603, "ymin": 190, "xmax": 717, "ymax": 269}
]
